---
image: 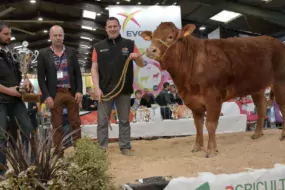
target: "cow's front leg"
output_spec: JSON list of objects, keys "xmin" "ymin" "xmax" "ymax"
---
[
  {"xmin": 192, "ymin": 111, "xmax": 205, "ymax": 152},
  {"xmin": 205, "ymin": 106, "xmax": 222, "ymax": 158}
]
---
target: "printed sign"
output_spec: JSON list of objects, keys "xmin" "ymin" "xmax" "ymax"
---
[{"xmin": 109, "ymin": 5, "xmax": 181, "ymax": 95}]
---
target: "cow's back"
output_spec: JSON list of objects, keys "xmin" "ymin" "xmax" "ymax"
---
[{"xmin": 203, "ymin": 36, "xmax": 285, "ymax": 99}]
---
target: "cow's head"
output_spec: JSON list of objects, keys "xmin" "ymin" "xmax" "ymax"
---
[{"xmin": 140, "ymin": 22, "xmax": 196, "ymax": 61}]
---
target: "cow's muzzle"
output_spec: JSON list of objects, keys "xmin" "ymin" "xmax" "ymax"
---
[{"xmin": 146, "ymin": 47, "xmax": 160, "ymax": 59}]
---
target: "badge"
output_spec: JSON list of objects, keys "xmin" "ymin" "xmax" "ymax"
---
[
  {"xmin": 122, "ymin": 47, "xmax": 129, "ymax": 56},
  {"xmin": 57, "ymin": 71, "xmax": 63, "ymax": 79}
]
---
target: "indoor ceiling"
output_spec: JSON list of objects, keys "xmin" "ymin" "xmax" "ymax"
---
[{"xmin": 1, "ymin": 0, "xmax": 285, "ymax": 73}]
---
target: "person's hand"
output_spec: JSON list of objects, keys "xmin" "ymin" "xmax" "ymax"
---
[
  {"xmin": 129, "ymin": 53, "xmax": 140, "ymax": 60},
  {"xmin": 94, "ymin": 87, "xmax": 103, "ymax": 102},
  {"xmin": 45, "ymin": 97, "xmax": 54, "ymax": 109},
  {"xmin": 23, "ymin": 78, "xmax": 34, "ymax": 93},
  {"xmin": 8, "ymin": 86, "xmax": 21, "ymax": 97},
  {"xmin": 75, "ymin": 92, "xmax": 83, "ymax": 104},
  {"xmin": 90, "ymin": 105, "xmax": 95, "ymax": 108}
]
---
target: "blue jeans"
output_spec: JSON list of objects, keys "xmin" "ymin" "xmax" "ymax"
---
[{"xmin": 0, "ymin": 100, "xmax": 33, "ymax": 173}]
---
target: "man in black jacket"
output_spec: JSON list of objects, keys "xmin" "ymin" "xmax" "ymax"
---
[
  {"xmin": 91, "ymin": 17, "xmax": 144, "ymax": 156},
  {"xmin": 0, "ymin": 22, "xmax": 34, "ymax": 174},
  {"xmin": 37, "ymin": 25, "xmax": 83, "ymax": 152}
]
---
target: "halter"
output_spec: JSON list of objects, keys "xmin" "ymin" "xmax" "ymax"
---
[{"xmin": 151, "ymin": 30, "xmax": 182, "ymax": 59}]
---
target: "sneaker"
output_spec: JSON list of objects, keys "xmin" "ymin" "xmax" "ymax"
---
[{"xmin": 120, "ymin": 149, "xmax": 134, "ymax": 156}]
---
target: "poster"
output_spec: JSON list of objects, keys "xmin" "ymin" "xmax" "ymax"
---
[{"xmin": 109, "ymin": 5, "xmax": 181, "ymax": 95}]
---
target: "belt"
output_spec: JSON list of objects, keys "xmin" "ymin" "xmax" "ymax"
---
[{"xmin": 56, "ymin": 87, "xmax": 71, "ymax": 93}]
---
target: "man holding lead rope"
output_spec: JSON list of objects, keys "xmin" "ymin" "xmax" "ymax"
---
[{"xmin": 91, "ymin": 17, "xmax": 145, "ymax": 156}]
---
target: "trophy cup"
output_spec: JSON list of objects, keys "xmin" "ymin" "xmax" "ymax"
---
[
  {"xmin": 169, "ymin": 104, "xmax": 179, "ymax": 120},
  {"xmin": 144, "ymin": 108, "xmax": 150, "ymax": 122},
  {"xmin": 132, "ymin": 109, "xmax": 137, "ymax": 123},
  {"xmin": 11, "ymin": 41, "xmax": 40, "ymax": 102}
]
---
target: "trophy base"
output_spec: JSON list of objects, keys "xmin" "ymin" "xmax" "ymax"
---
[{"xmin": 21, "ymin": 93, "xmax": 41, "ymax": 103}]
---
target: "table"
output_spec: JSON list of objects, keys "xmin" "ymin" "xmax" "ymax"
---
[{"xmin": 81, "ymin": 114, "xmax": 247, "ymax": 139}]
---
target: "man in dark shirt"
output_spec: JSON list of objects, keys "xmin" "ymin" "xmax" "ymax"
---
[
  {"xmin": 0, "ymin": 22, "xmax": 34, "ymax": 174},
  {"xmin": 91, "ymin": 17, "xmax": 144, "ymax": 156},
  {"xmin": 156, "ymin": 82, "xmax": 173, "ymax": 119},
  {"xmin": 82, "ymin": 87, "xmax": 97, "ymax": 111}
]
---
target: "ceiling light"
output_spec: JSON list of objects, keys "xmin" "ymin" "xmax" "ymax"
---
[
  {"xmin": 125, "ymin": 0, "xmax": 131, "ymax": 1},
  {"xmin": 11, "ymin": 37, "xmax": 16, "ymax": 41},
  {"xmin": 210, "ymin": 10, "xmax": 241, "ymax": 23},
  {"xmin": 80, "ymin": 36, "xmax": 93, "ymax": 41},
  {"xmin": 38, "ymin": 17, "xmax": 43, "ymax": 21},
  {"xmin": 30, "ymin": 0, "xmax": 36, "ymax": 3},
  {"xmin": 48, "ymin": 39, "xmax": 51, "ymax": 42},
  {"xmin": 138, "ymin": 2, "xmax": 141, "ymax": 4},
  {"xmin": 199, "ymin": 26, "xmax": 206, "ymax": 31},
  {"xmin": 97, "ymin": 13, "xmax": 101, "ymax": 16},
  {"xmin": 261, "ymin": 0, "xmax": 272, "ymax": 2},
  {"xmin": 116, "ymin": 1, "xmax": 120, "ymax": 4},
  {"xmin": 105, "ymin": 7, "xmax": 109, "ymax": 10},
  {"xmin": 82, "ymin": 10, "xmax": 96, "ymax": 20},
  {"xmin": 81, "ymin": 25, "xmax": 96, "ymax": 31},
  {"xmin": 97, "ymin": 0, "xmax": 101, "ymax": 1},
  {"xmin": 43, "ymin": 30, "xmax": 48, "ymax": 33},
  {"xmin": 80, "ymin": 45, "xmax": 91, "ymax": 49}
]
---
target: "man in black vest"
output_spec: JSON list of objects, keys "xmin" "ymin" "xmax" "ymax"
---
[
  {"xmin": 91, "ymin": 17, "xmax": 144, "ymax": 156},
  {"xmin": 0, "ymin": 22, "xmax": 34, "ymax": 173}
]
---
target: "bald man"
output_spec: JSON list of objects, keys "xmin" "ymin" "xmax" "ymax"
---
[{"xmin": 37, "ymin": 25, "xmax": 83, "ymax": 153}]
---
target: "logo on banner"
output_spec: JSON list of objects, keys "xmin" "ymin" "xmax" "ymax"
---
[{"xmin": 117, "ymin": 10, "xmax": 142, "ymax": 32}]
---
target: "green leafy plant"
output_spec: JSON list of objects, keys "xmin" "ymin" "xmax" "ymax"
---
[{"xmin": 0, "ymin": 128, "xmax": 115, "ymax": 190}]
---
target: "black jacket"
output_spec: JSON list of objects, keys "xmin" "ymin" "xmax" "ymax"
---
[
  {"xmin": 0, "ymin": 49, "xmax": 22, "ymax": 103},
  {"xmin": 82, "ymin": 94, "xmax": 98, "ymax": 111},
  {"xmin": 169, "ymin": 93, "xmax": 183, "ymax": 105},
  {"xmin": 37, "ymin": 46, "xmax": 83, "ymax": 100}
]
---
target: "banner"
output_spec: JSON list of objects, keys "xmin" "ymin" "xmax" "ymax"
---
[
  {"xmin": 164, "ymin": 164, "xmax": 285, "ymax": 190},
  {"xmin": 109, "ymin": 5, "xmax": 181, "ymax": 95}
]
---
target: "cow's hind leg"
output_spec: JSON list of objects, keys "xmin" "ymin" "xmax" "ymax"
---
[
  {"xmin": 205, "ymin": 105, "xmax": 221, "ymax": 158},
  {"xmin": 272, "ymin": 82, "xmax": 285, "ymax": 140},
  {"xmin": 192, "ymin": 111, "xmax": 205, "ymax": 152},
  {"xmin": 251, "ymin": 90, "xmax": 266, "ymax": 139}
]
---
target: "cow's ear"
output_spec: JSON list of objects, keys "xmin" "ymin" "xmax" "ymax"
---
[
  {"xmin": 140, "ymin": 31, "xmax": 152, "ymax": 41},
  {"xmin": 178, "ymin": 24, "xmax": 196, "ymax": 39}
]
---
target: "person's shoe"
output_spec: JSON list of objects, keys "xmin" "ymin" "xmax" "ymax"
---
[{"xmin": 120, "ymin": 149, "xmax": 134, "ymax": 156}]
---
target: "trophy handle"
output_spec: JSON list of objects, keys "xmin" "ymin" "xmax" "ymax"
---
[
  {"xmin": 31, "ymin": 50, "xmax": 39, "ymax": 63},
  {"xmin": 11, "ymin": 51, "xmax": 18, "ymax": 62}
]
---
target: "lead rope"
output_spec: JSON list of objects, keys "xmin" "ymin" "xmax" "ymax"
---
[{"xmin": 99, "ymin": 53, "xmax": 145, "ymax": 130}]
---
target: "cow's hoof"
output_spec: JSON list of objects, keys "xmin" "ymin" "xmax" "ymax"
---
[
  {"xmin": 192, "ymin": 144, "xmax": 204, "ymax": 152},
  {"xmin": 205, "ymin": 150, "xmax": 218, "ymax": 158},
  {"xmin": 251, "ymin": 133, "xmax": 263, "ymax": 139},
  {"xmin": 280, "ymin": 135, "xmax": 285, "ymax": 141},
  {"xmin": 191, "ymin": 148, "xmax": 202, "ymax": 153}
]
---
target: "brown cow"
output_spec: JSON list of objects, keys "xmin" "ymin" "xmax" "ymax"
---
[{"xmin": 140, "ymin": 22, "xmax": 285, "ymax": 157}]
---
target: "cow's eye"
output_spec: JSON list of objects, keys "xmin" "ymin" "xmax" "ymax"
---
[{"xmin": 168, "ymin": 35, "xmax": 173, "ymax": 39}]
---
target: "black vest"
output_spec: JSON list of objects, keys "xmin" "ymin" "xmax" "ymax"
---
[
  {"xmin": 94, "ymin": 35, "xmax": 135, "ymax": 95},
  {"xmin": 0, "ymin": 49, "xmax": 21, "ymax": 103}
]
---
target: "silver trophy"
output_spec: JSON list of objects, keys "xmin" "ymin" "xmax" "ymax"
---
[
  {"xmin": 12, "ymin": 41, "xmax": 39, "ymax": 93},
  {"xmin": 11, "ymin": 41, "xmax": 40, "ymax": 102}
]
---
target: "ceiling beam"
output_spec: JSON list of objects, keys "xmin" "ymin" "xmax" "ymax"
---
[{"xmin": 188, "ymin": 0, "xmax": 285, "ymax": 27}]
